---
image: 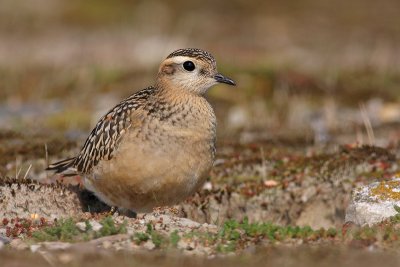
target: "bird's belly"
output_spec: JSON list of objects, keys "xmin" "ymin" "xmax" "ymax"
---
[{"xmin": 85, "ymin": 136, "xmax": 214, "ymax": 212}]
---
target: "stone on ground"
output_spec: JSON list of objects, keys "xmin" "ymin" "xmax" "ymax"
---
[{"xmin": 345, "ymin": 178, "xmax": 400, "ymax": 226}]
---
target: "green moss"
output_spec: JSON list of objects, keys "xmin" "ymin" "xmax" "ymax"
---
[
  {"xmin": 217, "ymin": 241, "xmax": 237, "ymax": 253},
  {"xmin": 151, "ymin": 231, "xmax": 164, "ymax": 248},
  {"xmin": 32, "ymin": 216, "xmax": 127, "ymax": 242},
  {"xmin": 326, "ymin": 228, "xmax": 338, "ymax": 238},
  {"xmin": 32, "ymin": 218, "xmax": 79, "ymax": 242},
  {"xmin": 131, "ymin": 223, "xmax": 167, "ymax": 248},
  {"xmin": 97, "ymin": 216, "xmax": 127, "ymax": 237},
  {"xmin": 180, "ymin": 218, "xmax": 327, "ymax": 253},
  {"xmin": 29, "ymin": 215, "xmax": 400, "ymax": 253},
  {"xmin": 133, "ymin": 232, "xmax": 150, "ymax": 245},
  {"xmin": 169, "ymin": 230, "xmax": 180, "ymax": 247}
]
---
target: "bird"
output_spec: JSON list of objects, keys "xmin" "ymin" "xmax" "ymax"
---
[{"xmin": 46, "ymin": 48, "xmax": 235, "ymax": 213}]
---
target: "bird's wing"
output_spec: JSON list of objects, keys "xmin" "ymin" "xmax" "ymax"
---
[{"xmin": 46, "ymin": 87, "xmax": 156, "ymax": 175}]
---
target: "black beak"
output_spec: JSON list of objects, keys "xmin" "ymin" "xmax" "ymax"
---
[{"xmin": 214, "ymin": 73, "xmax": 236, "ymax": 86}]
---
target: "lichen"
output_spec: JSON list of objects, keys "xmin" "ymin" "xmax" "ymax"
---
[{"xmin": 370, "ymin": 179, "xmax": 400, "ymax": 201}]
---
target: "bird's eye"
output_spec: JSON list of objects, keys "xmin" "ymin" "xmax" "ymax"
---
[{"xmin": 183, "ymin": 61, "xmax": 195, "ymax": 71}]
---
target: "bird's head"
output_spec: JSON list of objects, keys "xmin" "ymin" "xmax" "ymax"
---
[{"xmin": 157, "ymin": 48, "xmax": 235, "ymax": 95}]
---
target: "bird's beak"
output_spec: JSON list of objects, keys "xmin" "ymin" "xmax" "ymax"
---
[{"xmin": 214, "ymin": 73, "xmax": 236, "ymax": 86}]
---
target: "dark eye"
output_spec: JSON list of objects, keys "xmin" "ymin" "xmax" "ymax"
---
[{"xmin": 183, "ymin": 61, "xmax": 195, "ymax": 71}]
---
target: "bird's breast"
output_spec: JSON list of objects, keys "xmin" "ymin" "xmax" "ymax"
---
[
  {"xmin": 136, "ymin": 99, "xmax": 216, "ymax": 154},
  {"xmin": 87, "ymin": 97, "xmax": 217, "ymax": 211}
]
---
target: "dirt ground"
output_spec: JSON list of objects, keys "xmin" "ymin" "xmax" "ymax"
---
[
  {"xmin": 3, "ymin": 246, "xmax": 400, "ymax": 267},
  {"xmin": 1, "ymin": 125, "xmax": 400, "ymax": 265}
]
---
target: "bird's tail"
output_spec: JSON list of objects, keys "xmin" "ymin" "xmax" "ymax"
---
[{"xmin": 46, "ymin": 157, "xmax": 78, "ymax": 176}]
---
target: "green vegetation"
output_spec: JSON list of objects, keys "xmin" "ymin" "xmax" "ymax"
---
[
  {"xmin": 169, "ymin": 230, "xmax": 181, "ymax": 247},
  {"xmin": 126, "ymin": 218, "xmax": 339, "ymax": 253},
  {"xmin": 132, "ymin": 223, "xmax": 166, "ymax": 248},
  {"xmin": 31, "ymin": 216, "xmax": 127, "ymax": 242},
  {"xmin": 98, "ymin": 216, "xmax": 127, "ymax": 237},
  {"xmin": 32, "ymin": 218, "xmax": 79, "ymax": 242},
  {"xmin": 129, "ymin": 215, "xmax": 400, "ymax": 253},
  {"xmin": 6, "ymin": 206, "xmax": 400, "ymax": 253}
]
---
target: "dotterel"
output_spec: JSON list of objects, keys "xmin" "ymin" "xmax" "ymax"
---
[{"xmin": 47, "ymin": 48, "xmax": 235, "ymax": 212}]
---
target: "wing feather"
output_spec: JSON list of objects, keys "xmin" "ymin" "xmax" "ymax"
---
[{"xmin": 47, "ymin": 86, "xmax": 156, "ymax": 175}]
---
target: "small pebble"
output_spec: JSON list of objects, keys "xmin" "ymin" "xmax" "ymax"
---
[
  {"xmin": 58, "ymin": 252, "xmax": 74, "ymax": 264},
  {"xmin": 89, "ymin": 220, "xmax": 103, "ymax": 232},
  {"xmin": 76, "ymin": 222, "xmax": 87, "ymax": 232},
  {"xmin": 42, "ymin": 242, "xmax": 72, "ymax": 250},
  {"xmin": 10, "ymin": 239, "xmax": 29, "ymax": 250},
  {"xmin": 264, "ymin": 180, "xmax": 278, "ymax": 188},
  {"xmin": 0, "ymin": 234, "xmax": 11, "ymax": 245},
  {"xmin": 30, "ymin": 244, "xmax": 41, "ymax": 253},
  {"xmin": 143, "ymin": 240, "xmax": 156, "ymax": 250},
  {"xmin": 102, "ymin": 241, "xmax": 112, "ymax": 249},
  {"xmin": 202, "ymin": 182, "xmax": 213, "ymax": 191},
  {"xmin": 301, "ymin": 186, "xmax": 317, "ymax": 202}
]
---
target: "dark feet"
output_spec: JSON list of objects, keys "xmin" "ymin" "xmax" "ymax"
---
[{"xmin": 120, "ymin": 209, "xmax": 137, "ymax": 218}]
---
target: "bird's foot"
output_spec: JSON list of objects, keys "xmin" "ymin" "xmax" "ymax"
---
[
  {"xmin": 107, "ymin": 206, "xmax": 137, "ymax": 218},
  {"xmin": 108, "ymin": 206, "xmax": 118, "ymax": 216}
]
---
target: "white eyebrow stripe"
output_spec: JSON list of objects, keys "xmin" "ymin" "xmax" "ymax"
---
[{"xmin": 167, "ymin": 56, "xmax": 193, "ymax": 64}]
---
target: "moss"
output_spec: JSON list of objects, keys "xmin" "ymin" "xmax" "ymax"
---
[
  {"xmin": 32, "ymin": 216, "xmax": 127, "ymax": 242},
  {"xmin": 32, "ymin": 218, "xmax": 79, "ymax": 242},
  {"xmin": 133, "ymin": 232, "xmax": 150, "ymax": 245},
  {"xmin": 97, "ymin": 216, "xmax": 127, "ymax": 237},
  {"xmin": 27, "ymin": 214, "xmax": 400, "ymax": 253},
  {"xmin": 150, "ymin": 231, "xmax": 164, "ymax": 248},
  {"xmin": 181, "ymin": 218, "xmax": 327, "ymax": 253},
  {"xmin": 132, "ymin": 223, "xmax": 166, "ymax": 248},
  {"xmin": 326, "ymin": 228, "xmax": 338, "ymax": 238},
  {"xmin": 169, "ymin": 230, "xmax": 180, "ymax": 247},
  {"xmin": 216, "ymin": 241, "xmax": 237, "ymax": 253}
]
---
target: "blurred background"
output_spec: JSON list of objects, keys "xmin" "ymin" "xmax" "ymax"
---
[{"xmin": 1, "ymin": 0, "xmax": 400, "ymax": 157}]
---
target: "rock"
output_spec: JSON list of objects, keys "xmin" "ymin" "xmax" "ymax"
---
[
  {"xmin": 177, "ymin": 239, "xmax": 190, "ymax": 250},
  {"xmin": 58, "ymin": 253, "xmax": 74, "ymax": 264},
  {"xmin": 88, "ymin": 234, "xmax": 130, "ymax": 246},
  {"xmin": 202, "ymin": 182, "xmax": 213, "ymax": 191},
  {"xmin": 345, "ymin": 178, "xmax": 400, "ymax": 226},
  {"xmin": 143, "ymin": 240, "xmax": 156, "ymax": 250},
  {"xmin": 296, "ymin": 201, "xmax": 335, "ymax": 229},
  {"xmin": 10, "ymin": 239, "xmax": 29, "ymax": 250},
  {"xmin": 0, "ymin": 234, "xmax": 11, "ymax": 245},
  {"xmin": 0, "ymin": 179, "xmax": 84, "ymax": 219},
  {"xmin": 264, "ymin": 180, "xmax": 278, "ymax": 188},
  {"xmin": 102, "ymin": 241, "xmax": 112, "ymax": 249},
  {"xmin": 301, "ymin": 186, "xmax": 317, "ymax": 203},
  {"xmin": 178, "ymin": 239, "xmax": 195, "ymax": 251},
  {"xmin": 41, "ymin": 241, "xmax": 72, "ymax": 250},
  {"xmin": 175, "ymin": 217, "xmax": 202, "ymax": 229},
  {"xmin": 89, "ymin": 220, "xmax": 103, "ymax": 232},
  {"xmin": 30, "ymin": 244, "xmax": 41, "ymax": 253},
  {"xmin": 76, "ymin": 222, "xmax": 87, "ymax": 232}
]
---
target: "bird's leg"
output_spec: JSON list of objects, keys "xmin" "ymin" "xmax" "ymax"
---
[
  {"xmin": 108, "ymin": 206, "xmax": 118, "ymax": 216},
  {"xmin": 117, "ymin": 208, "xmax": 137, "ymax": 218},
  {"xmin": 106, "ymin": 206, "xmax": 137, "ymax": 218}
]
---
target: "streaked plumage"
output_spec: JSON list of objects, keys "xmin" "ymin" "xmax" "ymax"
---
[{"xmin": 47, "ymin": 48, "xmax": 235, "ymax": 212}]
